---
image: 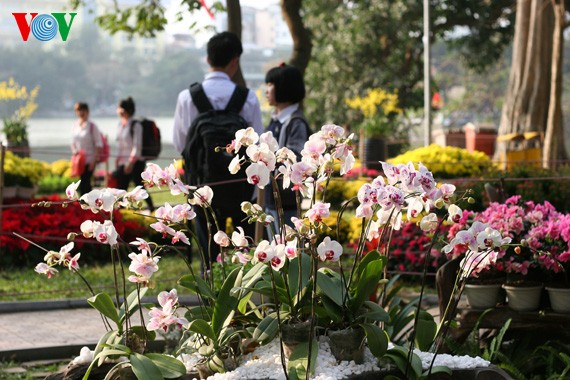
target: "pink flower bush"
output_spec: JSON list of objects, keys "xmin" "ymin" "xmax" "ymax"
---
[{"xmin": 446, "ymin": 195, "xmax": 569, "ymax": 281}]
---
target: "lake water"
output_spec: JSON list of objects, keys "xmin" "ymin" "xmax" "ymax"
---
[{"xmin": 25, "ymin": 117, "xmax": 179, "ymax": 167}]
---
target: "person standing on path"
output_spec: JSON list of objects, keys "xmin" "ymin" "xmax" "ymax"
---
[
  {"xmin": 114, "ymin": 96, "xmax": 154, "ymax": 211},
  {"xmin": 71, "ymin": 102, "xmax": 103, "ymax": 195},
  {"xmin": 263, "ymin": 64, "xmax": 310, "ymax": 233},
  {"xmin": 172, "ymin": 31, "xmax": 263, "ymax": 264}
]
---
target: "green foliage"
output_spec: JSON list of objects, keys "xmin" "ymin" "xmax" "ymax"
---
[
  {"xmin": 304, "ymin": 0, "xmax": 515, "ymax": 127},
  {"xmin": 38, "ymin": 174, "xmax": 72, "ymax": 195},
  {"xmin": 457, "ymin": 164, "xmax": 570, "ymax": 213}
]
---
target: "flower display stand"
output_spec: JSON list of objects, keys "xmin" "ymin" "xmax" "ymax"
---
[
  {"xmin": 437, "ymin": 258, "xmax": 570, "ymax": 346},
  {"xmin": 545, "ymin": 287, "xmax": 570, "ymax": 313}
]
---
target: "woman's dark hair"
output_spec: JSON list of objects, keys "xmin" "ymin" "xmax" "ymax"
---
[
  {"xmin": 207, "ymin": 32, "xmax": 243, "ymax": 68},
  {"xmin": 74, "ymin": 102, "xmax": 89, "ymax": 112},
  {"xmin": 265, "ymin": 64, "xmax": 305, "ymax": 104},
  {"xmin": 119, "ymin": 97, "xmax": 135, "ymax": 116}
]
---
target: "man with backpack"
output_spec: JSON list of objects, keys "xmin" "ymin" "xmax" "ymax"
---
[{"xmin": 173, "ymin": 31, "xmax": 263, "ymax": 265}]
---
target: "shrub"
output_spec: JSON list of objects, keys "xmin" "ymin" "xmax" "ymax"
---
[
  {"xmin": 0, "ymin": 195, "xmax": 154, "ymax": 268},
  {"xmin": 3, "ymin": 150, "xmax": 49, "ymax": 184},
  {"xmin": 388, "ymin": 144, "xmax": 495, "ymax": 178}
]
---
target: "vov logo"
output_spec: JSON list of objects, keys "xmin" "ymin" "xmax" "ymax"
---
[{"xmin": 12, "ymin": 13, "xmax": 77, "ymax": 42}]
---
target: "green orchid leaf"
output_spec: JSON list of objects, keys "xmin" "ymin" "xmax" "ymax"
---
[
  {"xmin": 423, "ymin": 366, "xmax": 452, "ymax": 377},
  {"xmin": 119, "ymin": 287, "xmax": 148, "ymax": 324},
  {"xmin": 316, "ymin": 270, "xmax": 344, "ymax": 306},
  {"xmin": 240, "ymin": 262, "xmax": 266, "ymax": 290},
  {"xmin": 385, "ymin": 346, "xmax": 422, "ymax": 379},
  {"xmin": 87, "ymin": 293, "xmax": 120, "ymax": 327},
  {"xmin": 129, "ymin": 325, "xmax": 156, "ymax": 342},
  {"xmin": 188, "ymin": 319, "xmax": 216, "ymax": 342},
  {"xmin": 252, "ymin": 313, "xmax": 279, "ymax": 344},
  {"xmin": 185, "ymin": 305, "xmax": 212, "ymax": 321},
  {"xmin": 211, "ymin": 267, "xmax": 241, "ymax": 335},
  {"xmin": 130, "ymin": 352, "xmax": 164, "ymax": 380},
  {"xmin": 351, "ymin": 259, "xmax": 385, "ymax": 310},
  {"xmin": 360, "ymin": 323, "xmax": 389, "ymax": 358},
  {"xmin": 414, "ymin": 310, "xmax": 437, "ymax": 352},
  {"xmin": 178, "ymin": 274, "xmax": 216, "ymax": 300},
  {"xmin": 320, "ymin": 297, "xmax": 343, "ymax": 324},
  {"xmin": 82, "ymin": 349, "xmax": 129, "ymax": 380},
  {"xmin": 287, "ymin": 338, "xmax": 318, "ymax": 379},
  {"xmin": 93, "ymin": 330, "xmax": 120, "ymax": 366},
  {"xmin": 359, "ymin": 301, "xmax": 390, "ymax": 322},
  {"xmin": 287, "ymin": 253, "xmax": 312, "ymax": 297},
  {"xmin": 355, "ymin": 250, "xmax": 384, "ymax": 281},
  {"xmin": 208, "ymin": 354, "xmax": 226, "ymax": 373},
  {"xmin": 145, "ymin": 353, "xmax": 187, "ymax": 378},
  {"xmin": 237, "ymin": 291, "xmax": 253, "ymax": 314}
]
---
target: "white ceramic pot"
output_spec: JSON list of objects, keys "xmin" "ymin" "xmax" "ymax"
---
[
  {"xmin": 464, "ymin": 283, "xmax": 503, "ymax": 309},
  {"xmin": 502, "ymin": 284, "xmax": 543, "ymax": 311},
  {"xmin": 545, "ymin": 287, "xmax": 570, "ymax": 313}
]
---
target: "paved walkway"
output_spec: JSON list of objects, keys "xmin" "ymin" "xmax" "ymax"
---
[{"xmin": 0, "ymin": 297, "xmax": 198, "ymax": 362}]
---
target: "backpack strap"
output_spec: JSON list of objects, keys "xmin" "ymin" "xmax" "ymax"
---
[
  {"xmin": 225, "ymin": 86, "xmax": 249, "ymax": 113},
  {"xmin": 190, "ymin": 83, "xmax": 214, "ymax": 113}
]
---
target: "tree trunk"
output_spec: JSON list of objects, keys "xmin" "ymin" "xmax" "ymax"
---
[
  {"xmin": 498, "ymin": 0, "xmax": 567, "ymax": 167},
  {"xmin": 281, "ymin": 0, "xmax": 312, "ymax": 75},
  {"xmin": 226, "ymin": 0, "xmax": 246, "ymax": 87},
  {"xmin": 543, "ymin": 0, "xmax": 566, "ymax": 168}
]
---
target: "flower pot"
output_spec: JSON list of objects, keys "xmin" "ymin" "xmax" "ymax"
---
[
  {"xmin": 464, "ymin": 283, "xmax": 503, "ymax": 309},
  {"xmin": 545, "ymin": 287, "xmax": 570, "ymax": 313},
  {"xmin": 281, "ymin": 320, "xmax": 312, "ymax": 358},
  {"xmin": 327, "ymin": 326, "xmax": 366, "ymax": 363},
  {"xmin": 2, "ymin": 186, "xmax": 18, "ymax": 199},
  {"xmin": 17, "ymin": 185, "xmax": 36, "ymax": 199},
  {"xmin": 502, "ymin": 283, "xmax": 543, "ymax": 311}
]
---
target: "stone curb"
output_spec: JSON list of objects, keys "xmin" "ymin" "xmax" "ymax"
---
[
  {"xmin": 0, "ymin": 341, "xmax": 167, "ymax": 362},
  {"xmin": 0, "ymin": 295, "xmax": 201, "ymax": 314}
]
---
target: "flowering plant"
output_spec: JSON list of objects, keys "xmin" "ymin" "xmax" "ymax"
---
[
  {"xmin": 445, "ymin": 195, "xmax": 569, "ymax": 284},
  {"xmin": 24, "ymin": 122, "xmax": 517, "ymax": 380},
  {"xmin": 345, "ymin": 88, "xmax": 402, "ymax": 137}
]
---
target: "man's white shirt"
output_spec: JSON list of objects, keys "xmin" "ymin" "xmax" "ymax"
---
[{"xmin": 172, "ymin": 71, "xmax": 264, "ymax": 153}]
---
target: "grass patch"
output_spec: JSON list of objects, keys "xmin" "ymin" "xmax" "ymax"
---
[
  {"xmin": 0, "ymin": 360, "xmax": 67, "ymax": 379},
  {"xmin": 0, "ymin": 255, "xmax": 199, "ymax": 302}
]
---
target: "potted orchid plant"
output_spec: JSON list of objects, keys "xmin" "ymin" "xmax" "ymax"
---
[{"xmin": 26, "ymin": 121, "xmax": 517, "ymax": 380}]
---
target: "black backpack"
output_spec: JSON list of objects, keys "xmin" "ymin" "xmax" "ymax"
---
[
  {"xmin": 130, "ymin": 118, "xmax": 162, "ymax": 160},
  {"xmin": 182, "ymin": 83, "xmax": 250, "ymax": 201}
]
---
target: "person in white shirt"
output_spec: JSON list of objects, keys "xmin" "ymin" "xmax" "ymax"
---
[
  {"xmin": 172, "ymin": 31, "xmax": 263, "ymax": 264},
  {"xmin": 71, "ymin": 102, "xmax": 103, "ymax": 195},
  {"xmin": 115, "ymin": 96, "xmax": 154, "ymax": 211}
]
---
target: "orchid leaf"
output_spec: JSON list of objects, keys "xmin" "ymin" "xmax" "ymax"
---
[
  {"xmin": 317, "ymin": 270, "xmax": 344, "ymax": 306},
  {"xmin": 130, "ymin": 352, "xmax": 164, "ymax": 380},
  {"xmin": 359, "ymin": 301, "xmax": 390, "ymax": 322},
  {"xmin": 178, "ymin": 273, "xmax": 216, "ymax": 300},
  {"xmin": 145, "ymin": 353, "xmax": 187, "ymax": 378},
  {"xmin": 360, "ymin": 323, "xmax": 388, "ymax": 358},
  {"xmin": 87, "ymin": 293, "xmax": 120, "ymax": 327},
  {"xmin": 287, "ymin": 338, "xmax": 318, "ymax": 379},
  {"xmin": 211, "ymin": 267, "xmax": 241, "ymax": 335},
  {"xmin": 414, "ymin": 310, "xmax": 437, "ymax": 351},
  {"xmin": 288, "ymin": 253, "xmax": 311, "ymax": 297},
  {"xmin": 252, "ymin": 313, "xmax": 279, "ymax": 344},
  {"xmin": 119, "ymin": 287, "xmax": 147, "ymax": 324},
  {"xmin": 188, "ymin": 319, "xmax": 216, "ymax": 342}
]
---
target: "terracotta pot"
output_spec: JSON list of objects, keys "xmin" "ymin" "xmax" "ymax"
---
[
  {"xmin": 502, "ymin": 283, "xmax": 543, "ymax": 311},
  {"xmin": 545, "ymin": 287, "xmax": 570, "ymax": 313},
  {"xmin": 327, "ymin": 326, "xmax": 366, "ymax": 363},
  {"xmin": 464, "ymin": 283, "xmax": 503, "ymax": 309}
]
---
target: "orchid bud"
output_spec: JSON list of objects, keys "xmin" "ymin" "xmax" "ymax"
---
[
  {"xmin": 468, "ymin": 197, "xmax": 476, "ymax": 204},
  {"xmin": 514, "ymin": 246, "xmax": 521, "ymax": 254},
  {"xmin": 67, "ymin": 232, "xmax": 77, "ymax": 241},
  {"xmin": 241, "ymin": 202, "xmax": 252, "ymax": 213}
]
